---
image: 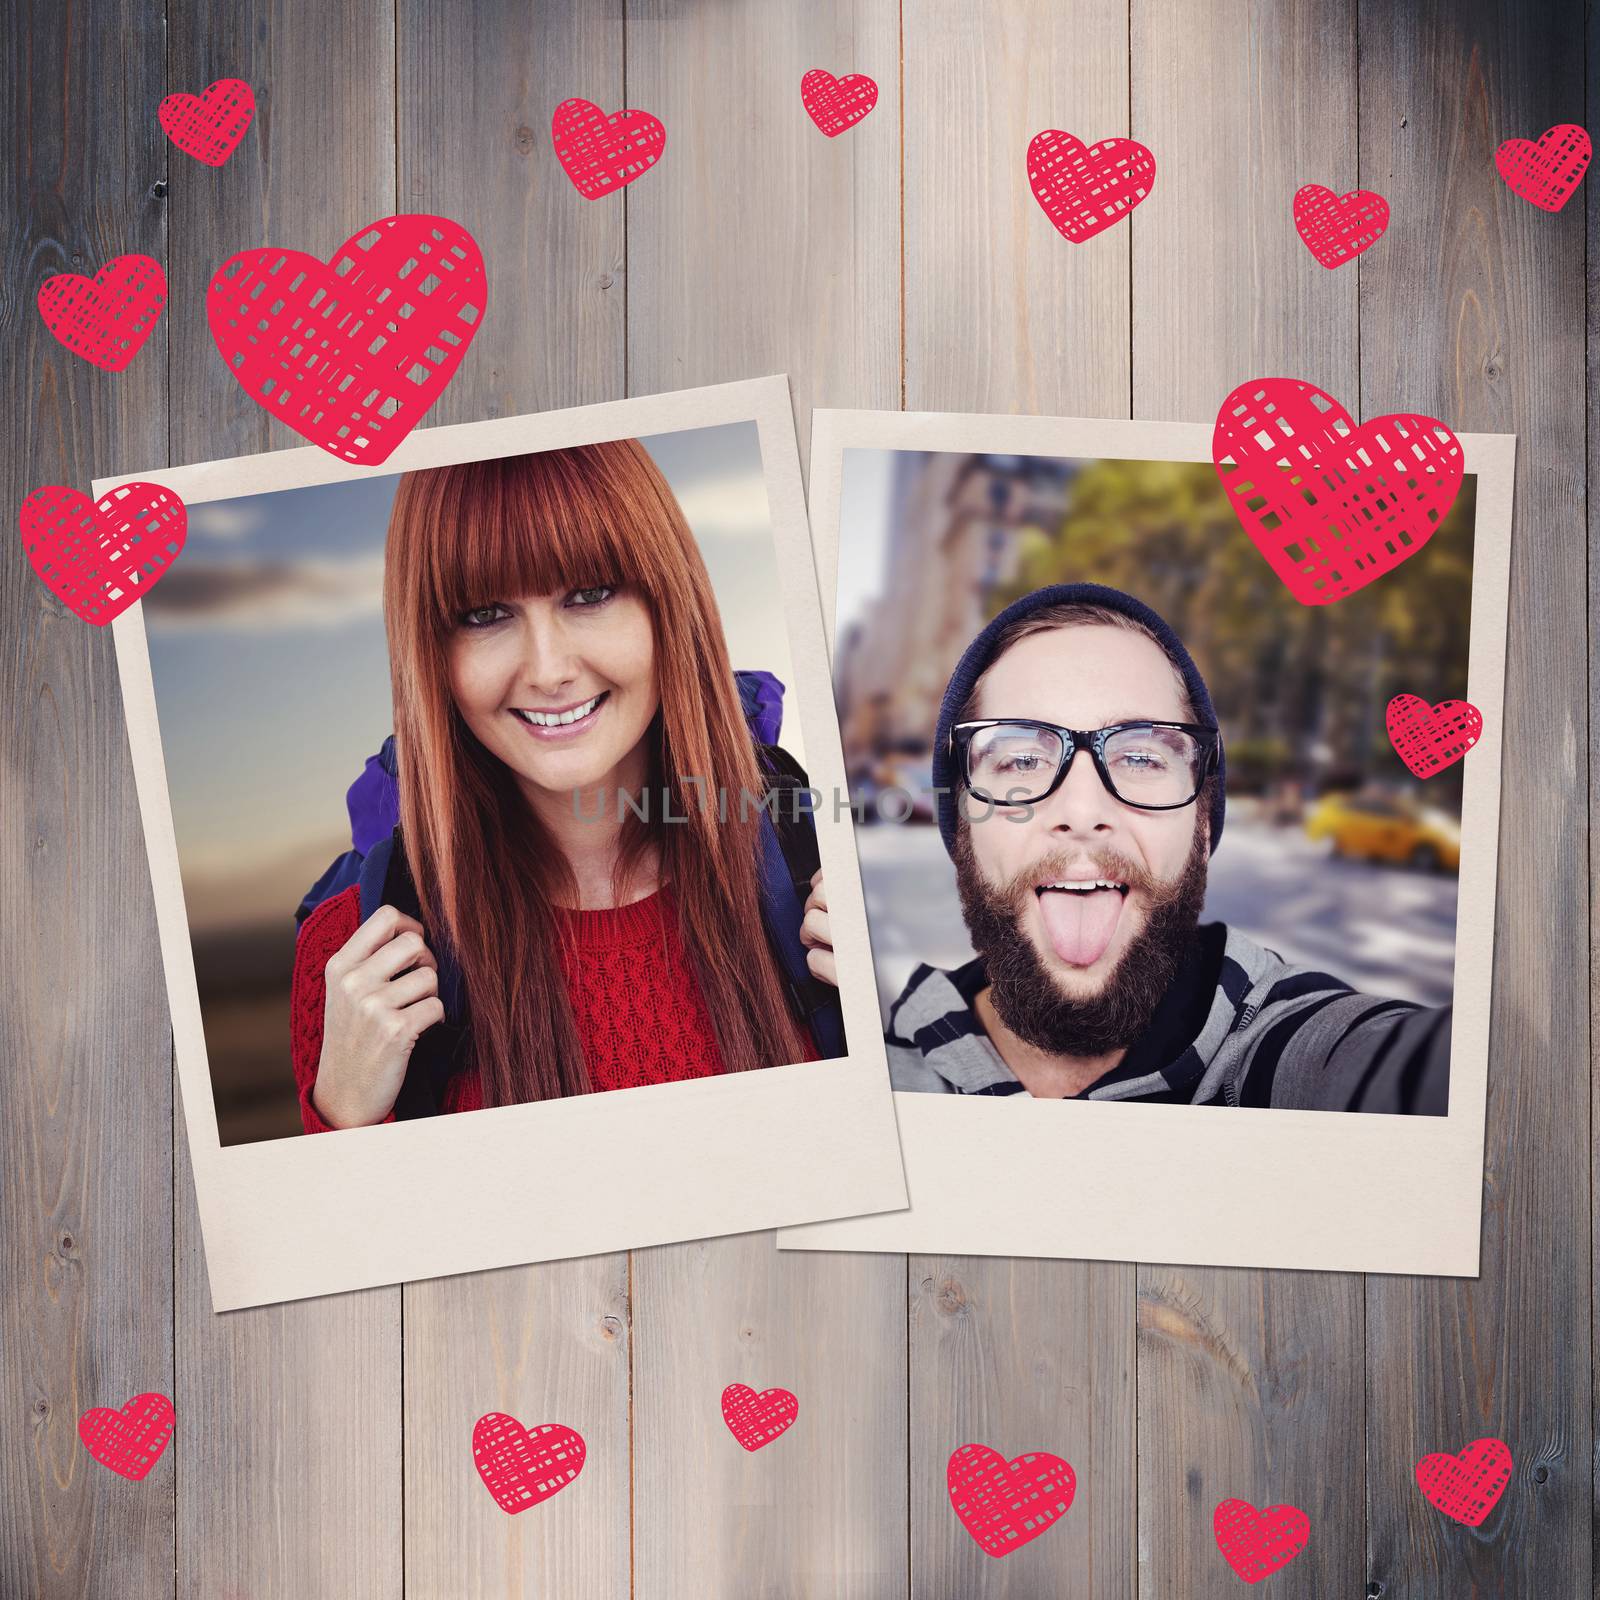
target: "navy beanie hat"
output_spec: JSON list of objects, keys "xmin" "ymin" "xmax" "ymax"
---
[{"xmin": 931, "ymin": 582, "xmax": 1227, "ymax": 859}]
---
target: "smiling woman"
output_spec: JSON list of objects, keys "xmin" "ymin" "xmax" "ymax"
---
[{"xmin": 289, "ymin": 439, "xmax": 846, "ymax": 1131}]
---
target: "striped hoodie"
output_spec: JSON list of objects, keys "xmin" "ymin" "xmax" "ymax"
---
[{"xmin": 885, "ymin": 922, "xmax": 1451, "ymax": 1114}]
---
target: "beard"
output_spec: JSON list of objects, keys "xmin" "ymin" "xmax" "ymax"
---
[{"xmin": 951, "ymin": 815, "xmax": 1210, "ymax": 1057}]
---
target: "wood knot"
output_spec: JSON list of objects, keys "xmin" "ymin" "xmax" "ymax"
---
[
  {"xmin": 513, "ymin": 124, "xmax": 536, "ymax": 155},
  {"xmin": 932, "ymin": 1276, "xmax": 968, "ymax": 1316}
]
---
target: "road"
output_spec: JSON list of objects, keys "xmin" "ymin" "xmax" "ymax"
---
[{"xmin": 852, "ymin": 813, "xmax": 1459, "ymax": 1020}]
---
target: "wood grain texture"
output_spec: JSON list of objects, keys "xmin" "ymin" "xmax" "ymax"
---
[
  {"xmin": 394, "ymin": 4, "xmax": 632, "ymax": 1595},
  {"xmin": 623, "ymin": 2, "xmax": 907, "ymax": 1595},
  {"xmin": 164, "ymin": 4, "xmax": 404, "ymax": 1597},
  {"xmin": 0, "ymin": 6, "xmax": 173, "ymax": 1597},
  {"xmin": 901, "ymin": 3, "xmax": 1136, "ymax": 1595},
  {"xmin": 1129, "ymin": 3, "xmax": 1367, "ymax": 1595},
  {"xmin": 1357, "ymin": 2, "xmax": 1591, "ymax": 1595}
]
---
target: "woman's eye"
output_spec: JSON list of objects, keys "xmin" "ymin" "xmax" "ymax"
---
[
  {"xmin": 460, "ymin": 603, "xmax": 508, "ymax": 629},
  {"xmin": 567, "ymin": 583, "xmax": 617, "ymax": 608}
]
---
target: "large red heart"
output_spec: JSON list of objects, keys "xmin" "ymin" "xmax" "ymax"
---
[
  {"xmin": 551, "ymin": 97, "xmax": 666, "ymax": 199},
  {"xmin": 1027, "ymin": 130, "xmax": 1156, "ymax": 242},
  {"xmin": 1293, "ymin": 183, "xmax": 1389, "ymax": 268},
  {"xmin": 37, "ymin": 255, "xmax": 167, "ymax": 371},
  {"xmin": 946, "ymin": 1442, "xmax": 1075, "ymax": 1559},
  {"xmin": 20, "ymin": 482, "xmax": 187, "ymax": 626},
  {"xmin": 1495, "ymin": 123, "xmax": 1591, "ymax": 212},
  {"xmin": 720, "ymin": 1382, "xmax": 799, "ymax": 1451},
  {"xmin": 206, "ymin": 214, "xmax": 486, "ymax": 466},
  {"xmin": 1212, "ymin": 377, "xmax": 1463, "ymax": 605},
  {"xmin": 1213, "ymin": 1498, "xmax": 1309, "ymax": 1584},
  {"xmin": 801, "ymin": 69, "xmax": 878, "ymax": 138},
  {"xmin": 1385, "ymin": 694, "xmax": 1483, "ymax": 780},
  {"xmin": 472, "ymin": 1413, "xmax": 586, "ymax": 1515},
  {"xmin": 1415, "ymin": 1437, "xmax": 1512, "ymax": 1526},
  {"xmin": 158, "ymin": 78, "xmax": 255, "ymax": 166},
  {"xmin": 78, "ymin": 1393, "xmax": 175, "ymax": 1481}
]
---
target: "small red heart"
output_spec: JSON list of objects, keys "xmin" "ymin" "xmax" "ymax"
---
[
  {"xmin": 1415, "ymin": 1436, "xmax": 1512, "ymax": 1526},
  {"xmin": 1495, "ymin": 123, "xmax": 1591, "ymax": 212},
  {"xmin": 158, "ymin": 78, "xmax": 256, "ymax": 166},
  {"xmin": 206, "ymin": 214, "xmax": 486, "ymax": 466},
  {"xmin": 78, "ymin": 1393, "xmax": 175, "ymax": 1481},
  {"xmin": 1027, "ymin": 129, "xmax": 1156, "ymax": 243},
  {"xmin": 1213, "ymin": 377, "xmax": 1463, "ymax": 605},
  {"xmin": 1213, "ymin": 1498, "xmax": 1309, "ymax": 1584},
  {"xmin": 20, "ymin": 482, "xmax": 187, "ymax": 626},
  {"xmin": 471, "ymin": 1413, "xmax": 585, "ymax": 1515},
  {"xmin": 720, "ymin": 1383, "xmax": 799, "ymax": 1451},
  {"xmin": 801, "ymin": 69, "xmax": 878, "ymax": 137},
  {"xmin": 1385, "ymin": 694, "xmax": 1483, "ymax": 780},
  {"xmin": 551, "ymin": 97, "xmax": 666, "ymax": 199},
  {"xmin": 37, "ymin": 255, "xmax": 167, "ymax": 371},
  {"xmin": 946, "ymin": 1442, "xmax": 1075, "ymax": 1559},
  {"xmin": 1293, "ymin": 183, "xmax": 1389, "ymax": 268}
]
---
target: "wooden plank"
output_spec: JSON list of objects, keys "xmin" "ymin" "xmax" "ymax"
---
[
  {"xmin": 0, "ymin": 5, "xmax": 174, "ymax": 1597},
  {"xmin": 393, "ymin": 3, "xmax": 633, "ymax": 1595},
  {"xmin": 623, "ymin": 2, "xmax": 907, "ymax": 1594},
  {"xmin": 900, "ymin": 3, "xmax": 1136, "ymax": 1596},
  {"xmin": 163, "ymin": 4, "xmax": 404, "ymax": 1596},
  {"xmin": 1129, "ymin": 3, "xmax": 1367, "ymax": 1594},
  {"xmin": 1358, "ymin": 2, "xmax": 1590, "ymax": 1595}
]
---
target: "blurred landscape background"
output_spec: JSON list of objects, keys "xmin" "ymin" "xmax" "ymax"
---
[{"xmin": 834, "ymin": 449, "xmax": 1476, "ymax": 1018}]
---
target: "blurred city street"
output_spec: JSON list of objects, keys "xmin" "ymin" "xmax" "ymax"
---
[{"xmin": 855, "ymin": 811, "xmax": 1459, "ymax": 1023}]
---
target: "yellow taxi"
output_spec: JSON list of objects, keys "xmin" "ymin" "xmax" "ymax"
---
[{"xmin": 1304, "ymin": 789, "xmax": 1461, "ymax": 872}]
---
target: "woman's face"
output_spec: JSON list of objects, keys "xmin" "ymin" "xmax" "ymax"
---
[{"xmin": 445, "ymin": 582, "xmax": 660, "ymax": 804}]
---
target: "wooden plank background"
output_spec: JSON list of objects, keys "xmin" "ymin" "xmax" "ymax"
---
[{"xmin": 0, "ymin": 1, "xmax": 1588, "ymax": 1596}]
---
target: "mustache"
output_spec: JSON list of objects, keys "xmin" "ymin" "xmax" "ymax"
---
[{"xmin": 996, "ymin": 846, "xmax": 1160, "ymax": 907}]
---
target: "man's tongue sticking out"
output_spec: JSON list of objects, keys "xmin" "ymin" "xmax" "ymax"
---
[{"xmin": 1037, "ymin": 887, "xmax": 1126, "ymax": 968}]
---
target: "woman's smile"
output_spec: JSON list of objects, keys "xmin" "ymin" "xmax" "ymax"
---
[{"xmin": 510, "ymin": 690, "xmax": 610, "ymax": 740}]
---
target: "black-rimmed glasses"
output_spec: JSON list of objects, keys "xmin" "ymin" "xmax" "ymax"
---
[{"xmin": 951, "ymin": 718, "xmax": 1221, "ymax": 811}]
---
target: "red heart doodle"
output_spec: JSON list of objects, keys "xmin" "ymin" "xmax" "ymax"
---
[
  {"xmin": 720, "ymin": 1383, "xmax": 799, "ymax": 1451},
  {"xmin": 946, "ymin": 1442, "xmax": 1076, "ymax": 1559},
  {"xmin": 1495, "ymin": 123, "xmax": 1591, "ymax": 212},
  {"xmin": 20, "ymin": 482, "xmax": 187, "ymax": 626},
  {"xmin": 206, "ymin": 214, "xmax": 486, "ymax": 466},
  {"xmin": 1212, "ymin": 377, "xmax": 1463, "ymax": 605},
  {"xmin": 1027, "ymin": 129, "xmax": 1156, "ymax": 243},
  {"xmin": 800, "ymin": 69, "xmax": 878, "ymax": 137},
  {"xmin": 1415, "ymin": 1437, "xmax": 1512, "ymax": 1526},
  {"xmin": 551, "ymin": 96, "xmax": 666, "ymax": 199},
  {"xmin": 1213, "ymin": 1498, "xmax": 1309, "ymax": 1584},
  {"xmin": 1293, "ymin": 183, "xmax": 1389, "ymax": 268},
  {"xmin": 471, "ymin": 1413, "xmax": 586, "ymax": 1515},
  {"xmin": 37, "ymin": 255, "xmax": 167, "ymax": 371},
  {"xmin": 158, "ymin": 78, "xmax": 256, "ymax": 166},
  {"xmin": 78, "ymin": 1393, "xmax": 175, "ymax": 1481},
  {"xmin": 1385, "ymin": 694, "xmax": 1483, "ymax": 780}
]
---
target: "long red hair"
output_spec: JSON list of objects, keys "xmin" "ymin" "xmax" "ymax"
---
[{"xmin": 383, "ymin": 439, "xmax": 815, "ymax": 1105}]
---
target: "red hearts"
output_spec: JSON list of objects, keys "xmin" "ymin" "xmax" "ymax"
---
[
  {"xmin": 78, "ymin": 1393, "xmax": 175, "ymax": 1480},
  {"xmin": 1293, "ymin": 183, "xmax": 1389, "ymax": 268},
  {"xmin": 206, "ymin": 214, "xmax": 486, "ymax": 466},
  {"xmin": 551, "ymin": 96, "xmax": 667, "ymax": 199},
  {"xmin": 1495, "ymin": 123, "xmax": 1591, "ymax": 212},
  {"xmin": 20, "ymin": 482, "xmax": 187, "ymax": 626},
  {"xmin": 158, "ymin": 78, "xmax": 256, "ymax": 166},
  {"xmin": 1385, "ymin": 694, "xmax": 1483, "ymax": 780},
  {"xmin": 801, "ymin": 69, "xmax": 878, "ymax": 137},
  {"xmin": 472, "ymin": 1413, "xmax": 586, "ymax": 1514},
  {"xmin": 37, "ymin": 255, "xmax": 167, "ymax": 371},
  {"xmin": 1027, "ymin": 130, "xmax": 1156, "ymax": 242},
  {"xmin": 946, "ymin": 1442, "xmax": 1076, "ymax": 1558},
  {"xmin": 1213, "ymin": 377, "xmax": 1463, "ymax": 605},
  {"xmin": 1213, "ymin": 1498, "xmax": 1309, "ymax": 1584},
  {"xmin": 1415, "ymin": 1436, "xmax": 1512, "ymax": 1526},
  {"xmin": 720, "ymin": 1383, "xmax": 799, "ymax": 1451}
]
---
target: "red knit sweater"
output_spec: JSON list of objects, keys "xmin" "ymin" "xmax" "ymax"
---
[{"xmin": 291, "ymin": 881, "xmax": 818, "ymax": 1133}]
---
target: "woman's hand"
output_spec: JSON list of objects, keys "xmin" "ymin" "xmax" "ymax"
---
[
  {"xmin": 311, "ymin": 905, "xmax": 445, "ymax": 1129},
  {"xmin": 798, "ymin": 868, "xmax": 838, "ymax": 988}
]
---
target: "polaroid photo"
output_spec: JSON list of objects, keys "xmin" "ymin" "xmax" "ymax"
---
[
  {"xmin": 778, "ymin": 406, "xmax": 1514, "ymax": 1276},
  {"xmin": 104, "ymin": 374, "xmax": 907, "ymax": 1311}
]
